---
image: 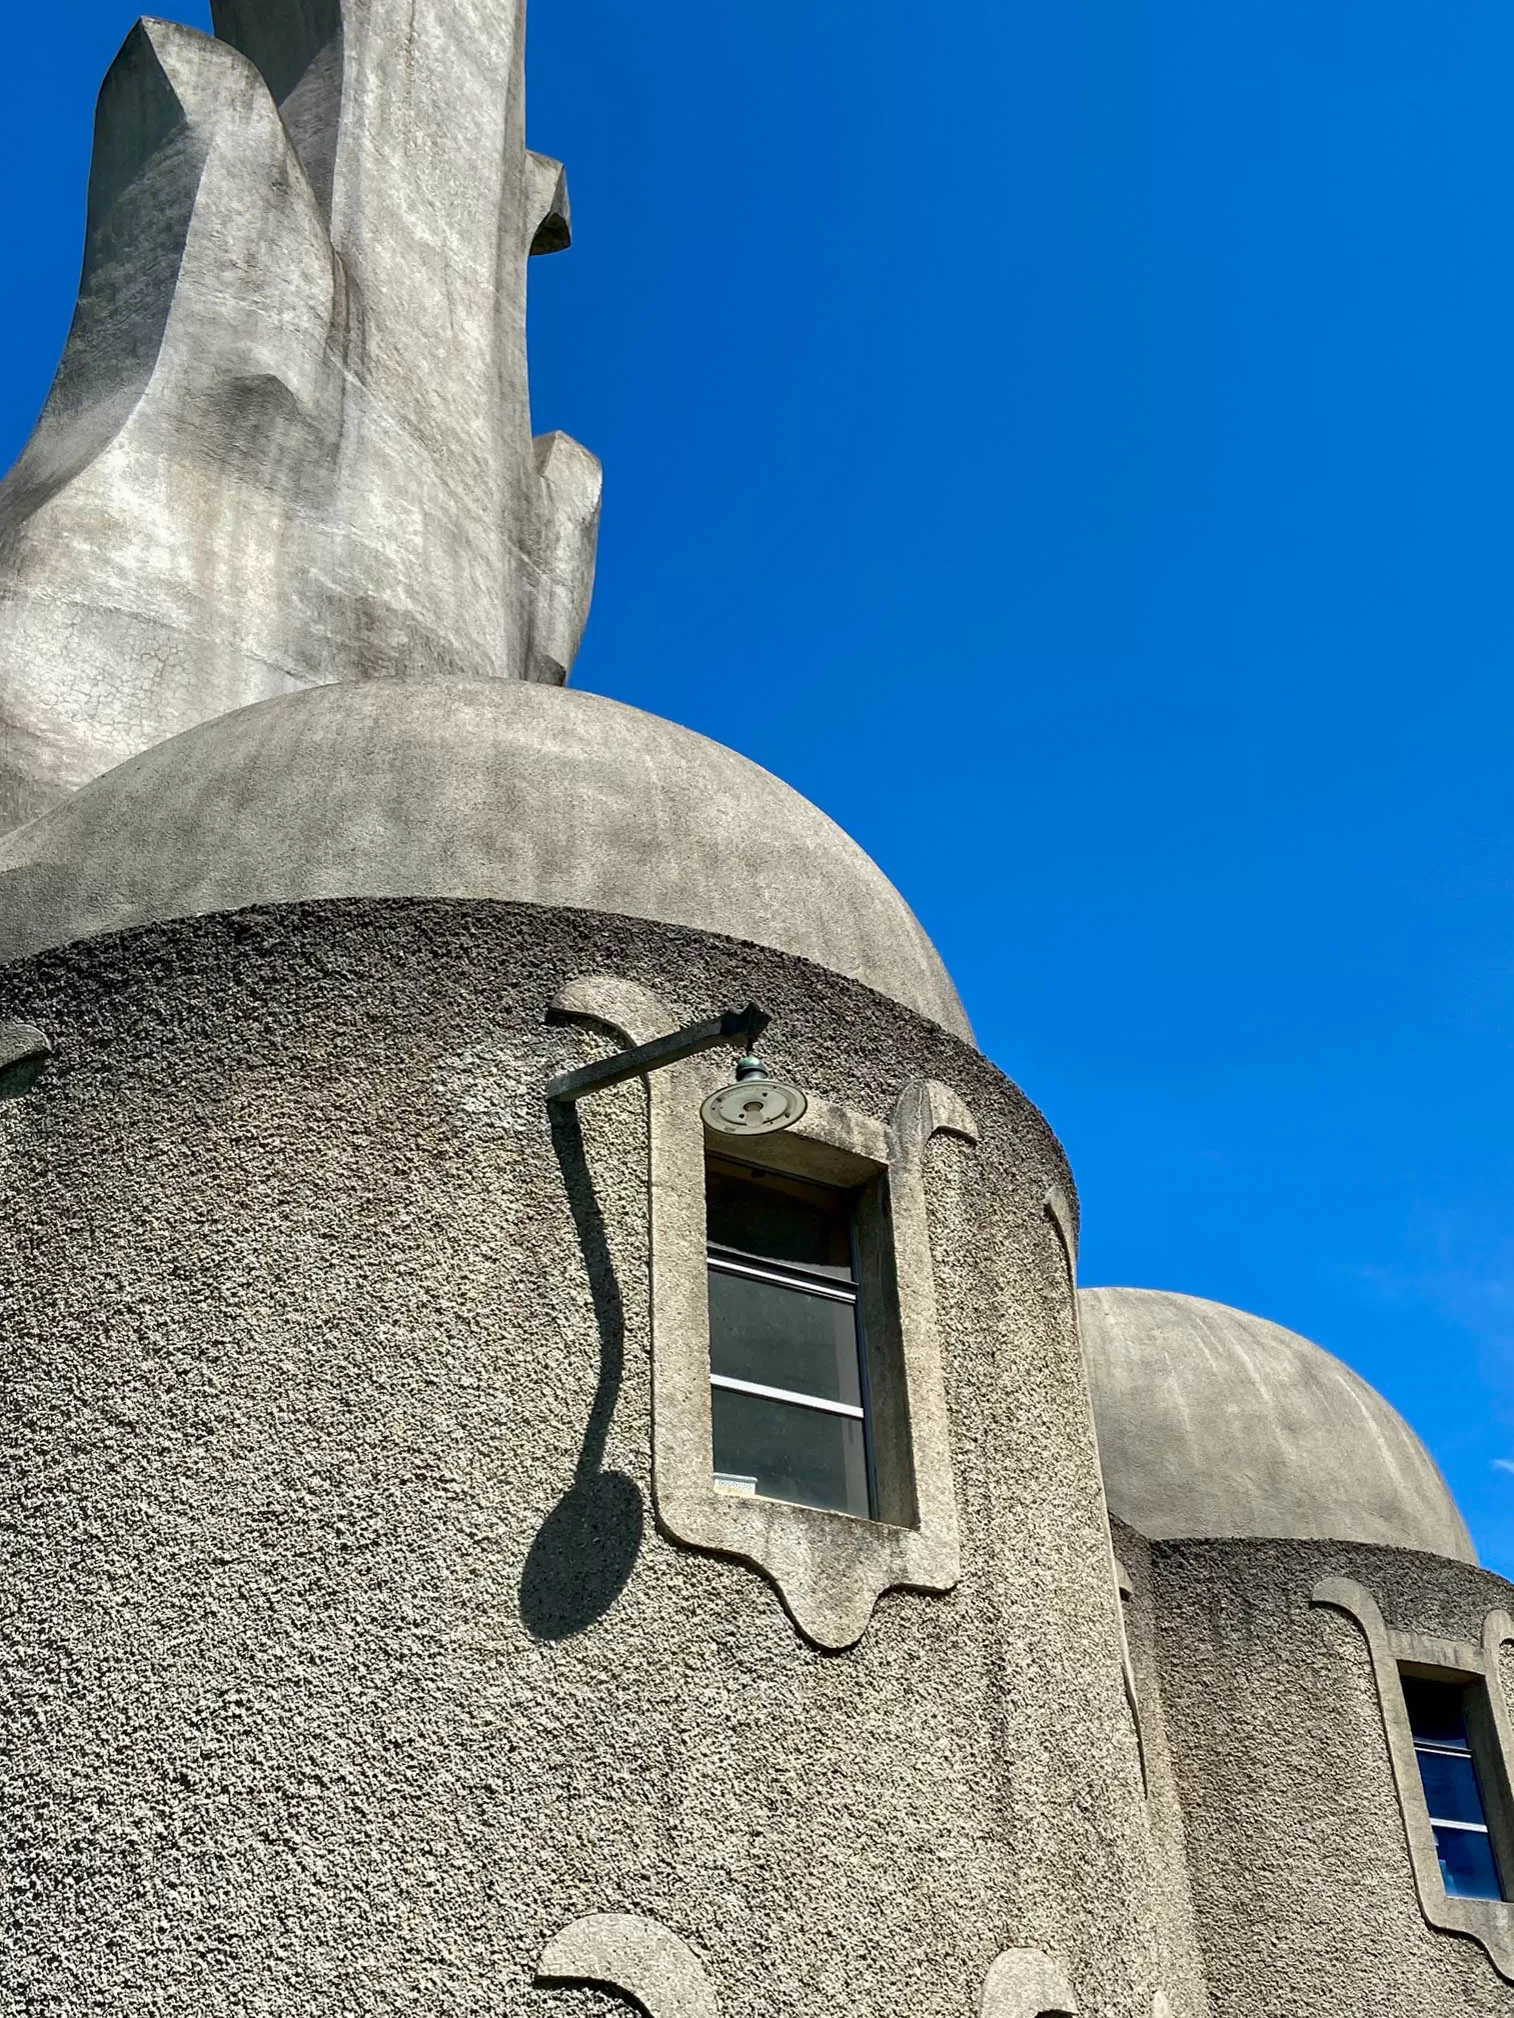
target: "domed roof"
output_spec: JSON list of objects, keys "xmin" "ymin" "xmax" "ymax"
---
[
  {"xmin": 0, "ymin": 678, "xmax": 971, "ymax": 1039},
  {"xmin": 1079, "ymin": 1286, "xmax": 1475, "ymax": 1563}
]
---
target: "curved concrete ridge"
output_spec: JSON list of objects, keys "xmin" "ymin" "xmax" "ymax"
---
[
  {"xmin": 1079, "ymin": 1285, "xmax": 1475, "ymax": 1563},
  {"xmin": 0, "ymin": 677, "xmax": 971, "ymax": 1040},
  {"xmin": 980, "ymin": 1949, "xmax": 1078, "ymax": 2016},
  {"xmin": 537, "ymin": 1914, "xmax": 718, "ymax": 2018}
]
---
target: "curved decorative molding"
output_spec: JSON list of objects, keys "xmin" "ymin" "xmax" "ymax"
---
[
  {"xmin": 537, "ymin": 1912, "xmax": 717, "ymax": 2018},
  {"xmin": 889, "ymin": 1076, "xmax": 978, "ymax": 1158},
  {"xmin": 1312, "ymin": 1576, "xmax": 1514, "ymax": 1981},
  {"xmin": 553, "ymin": 975, "xmax": 669, "ymax": 1050},
  {"xmin": 980, "ymin": 1947, "xmax": 1078, "ymax": 2017},
  {"xmin": 0, "ymin": 1021, "xmax": 51, "ymax": 1103},
  {"xmin": 1111, "ymin": 1554, "xmax": 1149, "ymax": 1799},
  {"xmin": 551, "ymin": 976, "xmax": 970, "ymax": 1649},
  {"xmin": 1042, "ymin": 1183, "xmax": 1078, "ymax": 1285}
]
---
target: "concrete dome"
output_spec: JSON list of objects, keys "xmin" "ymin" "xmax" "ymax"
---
[
  {"xmin": 1079, "ymin": 1286, "xmax": 1475, "ymax": 1562},
  {"xmin": 0, "ymin": 678, "xmax": 970, "ymax": 1038}
]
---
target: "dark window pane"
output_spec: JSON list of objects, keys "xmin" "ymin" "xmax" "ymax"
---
[
  {"xmin": 1417, "ymin": 1748, "xmax": 1489, "ymax": 1828},
  {"xmin": 1434, "ymin": 1824, "xmax": 1503, "ymax": 1901},
  {"xmin": 707, "ymin": 1159, "xmax": 854, "ymax": 1279},
  {"xmin": 1403, "ymin": 1677, "xmax": 1473, "ymax": 1750},
  {"xmin": 708, "ymin": 1266, "xmax": 863, "ymax": 1407},
  {"xmin": 711, "ymin": 1383, "xmax": 870, "ymax": 1517}
]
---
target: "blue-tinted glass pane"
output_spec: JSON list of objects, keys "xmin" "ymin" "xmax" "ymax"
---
[
  {"xmin": 1403, "ymin": 1676, "xmax": 1474, "ymax": 1750},
  {"xmin": 1417, "ymin": 1747, "xmax": 1488, "ymax": 1828},
  {"xmin": 1434, "ymin": 1824, "xmax": 1503, "ymax": 1901},
  {"xmin": 708, "ymin": 1265, "xmax": 863, "ymax": 1406},
  {"xmin": 711, "ymin": 1383, "xmax": 870, "ymax": 1517}
]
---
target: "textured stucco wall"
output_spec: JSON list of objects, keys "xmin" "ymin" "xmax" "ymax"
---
[
  {"xmin": 1148, "ymin": 1538, "xmax": 1514, "ymax": 2017},
  {"xmin": 0, "ymin": 898, "xmax": 1166, "ymax": 2017},
  {"xmin": 1108, "ymin": 1522, "xmax": 1212, "ymax": 2018}
]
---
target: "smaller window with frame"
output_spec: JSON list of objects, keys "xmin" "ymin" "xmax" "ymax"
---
[
  {"xmin": 1402, "ymin": 1668, "xmax": 1512, "ymax": 1902},
  {"xmin": 705, "ymin": 1156, "xmax": 876, "ymax": 1519}
]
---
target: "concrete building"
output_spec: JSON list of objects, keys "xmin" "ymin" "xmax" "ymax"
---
[{"xmin": 0, "ymin": 6, "xmax": 1509, "ymax": 2015}]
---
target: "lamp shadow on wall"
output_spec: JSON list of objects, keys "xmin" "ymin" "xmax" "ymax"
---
[{"xmin": 518, "ymin": 1100, "xmax": 645, "ymax": 1640}]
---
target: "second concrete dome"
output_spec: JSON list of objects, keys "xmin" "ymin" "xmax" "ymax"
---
[{"xmin": 1080, "ymin": 1285, "xmax": 1474, "ymax": 1563}]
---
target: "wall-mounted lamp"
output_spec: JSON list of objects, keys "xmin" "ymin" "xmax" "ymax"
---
[
  {"xmin": 547, "ymin": 1003, "xmax": 804, "ymax": 1136},
  {"xmin": 700, "ymin": 1055, "xmax": 807, "ymax": 1137},
  {"xmin": 0, "ymin": 1022, "xmax": 51, "ymax": 1104}
]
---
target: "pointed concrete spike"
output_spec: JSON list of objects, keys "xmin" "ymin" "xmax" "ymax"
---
[{"xmin": 527, "ymin": 151, "xmax": 572, "ymax": 255}]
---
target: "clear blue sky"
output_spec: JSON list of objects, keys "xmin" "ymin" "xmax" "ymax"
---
[{"xmin": 5, "ymin": 3, "xmax": 1514, "ymax": 1570}]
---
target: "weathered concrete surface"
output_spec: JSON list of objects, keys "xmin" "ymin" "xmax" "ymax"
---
[
  {"xmin": 0, "ymin": 679, "xmax": 972, "ymax": 1039},
  {"xmin": 0, "ymin": 898, "xmax": 1171, "ymax": 2016},
  {"xmin": 1150, "ymin": 1538, "xmax": 1514, "ymax": 2016},
  {"xmin": 1080, "ymin": 1287, "xmax": 1474, "ymax": 1562},
  {"xmin": 0, "ymin": 2, "xmax": 597, "ymax": 830}
]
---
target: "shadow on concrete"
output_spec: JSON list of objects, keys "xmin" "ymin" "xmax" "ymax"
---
[{"xmin": 519, "ymin": 1101, "xmax": 645, "ymax": 1640}]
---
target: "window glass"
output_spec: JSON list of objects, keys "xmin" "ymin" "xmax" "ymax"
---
[
  {"xmin": 707, "ymin": 1267, "xmax": 862, "ymax": 1407},
  {"xmin": 707, "ymin": 1159, "xmax": 853, "ymax": 1279},
  {"xmin": 705, "ymin": 1157, "xmax": 874, "ymax": 1519},
  {"xmin": 1403, "ymin": 1676, "xmax": 1471, "ymax": 1750},
  {"xmin": 1433, "ymin": 1823, "xmax": 1504, "ymax": 1902},
  {"xmin": 711, "ymin": 1384, "xmax": 870, "ymax": 1517},
  {"xmin": 1417, "ymin": 1748, "xmax": 1487, "ymax": 1829},
  {"xmin": 1403, "ymin": 1672, "xmax": 1507, "ymax": 1903}
]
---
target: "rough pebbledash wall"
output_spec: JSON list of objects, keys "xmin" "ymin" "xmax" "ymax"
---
[
  {"xmin": 0, "ymin": 897, "xmax": 1169, "ymax": 2018},
  {"xmin": 1149, "ymin": 1537, "xmax": 1514, "ymax": 2018},
  {"xmin": 1108, "ymin": 1521, "xmax": 1212, "ymax": 2018}
]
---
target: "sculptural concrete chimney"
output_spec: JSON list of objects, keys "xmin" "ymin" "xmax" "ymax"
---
[{"xmin": 0, "ymin": 0, "xmax": 599, "ymax": 830}]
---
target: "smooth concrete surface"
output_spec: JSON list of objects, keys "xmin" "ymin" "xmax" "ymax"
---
[
  {"xmin": 1149, "ymin": 1538, "xmax": 1514, "ymax": 2016},
  {"xmin": 0, "ymin": 1, "xmax": 597, "ymax": 828},
  {"xmin": 0, "ymin": 678, "xmax": 972, "ymax": 1039},
  {"xmin": 1080, "ymin": 1286, "xmax": 1474, "ymax": 1562},
  {"xmin": 0, "ymin": 898, "xmax": 1169, "ymax": 2016}
]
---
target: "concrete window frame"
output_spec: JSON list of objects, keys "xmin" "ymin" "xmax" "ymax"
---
[
  {"xmin": 554, "ymin": 974, "xmax": 975, "ymax": 1650},
  {"xmin": 1313, "ymin": 1576, "xmax": 1514, "ymax": 1980}
]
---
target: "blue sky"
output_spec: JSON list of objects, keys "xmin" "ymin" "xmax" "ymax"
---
[{"xmin": 5, "ymin": 2, "xmax": 1514, "ymax": 1568}]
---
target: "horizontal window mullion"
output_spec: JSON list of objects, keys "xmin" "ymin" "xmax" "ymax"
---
[
  {"xmin": 1427, "ymin": 1816, "xmax": 1493, "ymax": 1835},
  {"xmin": 707, "ymin": 1251, "xmax": 857, "ymax": 1303},
  {"xmin": 709, "ymin": 1372, "xmax": 866, "ymax": 1420}
]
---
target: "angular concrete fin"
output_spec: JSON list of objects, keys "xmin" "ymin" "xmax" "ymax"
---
[
  {"xmin": 210, "ymin": 0, "xmax": 344, "ymax": 213},
  {"xmin": 526, "ymin": 431, "xmax": 603, "ymax": 684},
  {"xmin": 147, "ymin": 29, "xmax": 341, "ymax": 451},
  {"xmin": 0, "ymin": 20, "xmax": 342, "ymax": 832},
  {"xmin": 0, "ymin": 0, "xmax": 595, "ymax": 827},
  {"xmin": 0, "ymin": 19, "xmax": 230, "ymax": 522},
  {"xmin": 537, "ymin": 1913, "xmax": 718, "ymax": 2018}
]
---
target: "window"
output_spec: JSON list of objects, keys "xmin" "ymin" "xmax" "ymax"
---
[
  {"xmin": 1403, "ymin": 1672, "xmax": 1508, "ymax": 1902},
  {"xmin": 705, "ymin": 1155, "xmax": 873, "ymax": 1518}
]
